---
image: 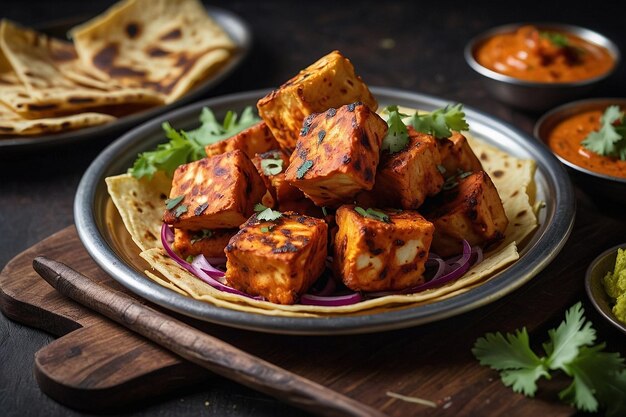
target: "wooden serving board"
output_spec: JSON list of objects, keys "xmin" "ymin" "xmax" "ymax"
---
[{"xmin": 1, "ymin": 192, "xmax": 624, "ymax": 416}]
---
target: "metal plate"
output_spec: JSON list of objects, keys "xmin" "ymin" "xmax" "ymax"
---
[
  {"xmin": 75, "ymin": 88, "xmax": 576, "ymax": 335},
  {"xmin": 0, "ymin": 7, "xmax": 251, "ymax": 152}
]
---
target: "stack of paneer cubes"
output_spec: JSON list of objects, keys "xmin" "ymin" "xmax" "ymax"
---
[{"xmin": 162, "ymin": 50, "xmax": 508, "ymax": 304}]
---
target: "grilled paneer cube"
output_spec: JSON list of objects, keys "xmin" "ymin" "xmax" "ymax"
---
[
  {"xmin": 204, "ymin": 121, "xmax": 279, "ymax": 159},
  {"xmin": 225, "ymin": 212, "xmax": 328, "ymax": 304},
  {"xmin": 437, "ymin": 131, "xmax": 483, "ymax": 177},
  {"xmin": 163, "ymin": 150, "xmax": 266, "ymax": 230},
  {"xmin": 333, "ymin": 205, "xmax": 435, "ymax": 292},
  {"xmin": 257, "ymin": 50, "xmax": 378, "ymax": 152},
  {"xmin": 252, "ymin": 149, "xmax": 304, "ymax": 207},
  {"xmin": 174, "ymin": 228, "xmax": 236, "ymax": 259},
  {"xmin": 373, "ymin": 126, "xmax": 444, "ymax": 209},
  {"xmin": 423, "ymin": 171, "xmax": 508, "ymax": 257},
  {"xmin": 284, "ymin": 103, "xmax": 387, "ymax": 207}
]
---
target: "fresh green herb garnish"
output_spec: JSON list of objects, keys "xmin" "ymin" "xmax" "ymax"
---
[
  {"xmin": 581, "ymin": 106, "xmax": 626, "ymax": 161},
  {"xmin": 354, "ymin": 206, "xmax": 390, "ymax": 223},
  {"xmin": 254, "ymin": 203, "xmax": 282, "ymax": 222},
  {"xmin": 381, "ymin": 105, "xmax": 410, "ymax": 154},
  {"xmin": 190, "ymin": 229, "xmax": 214, "ymax": 244},
  {"xmin": 260, "ymin": 225, "xmax": 276, "ymax": 233},
  {"xmin": 130, "ymin": 107, "xmax": 260, "ymax": 179},
  {"xmin": 165, "ymin": 195, "xmax": 184, "ymax": 210},
  {"xmin": 410, "ymin": 104, "xmax": 469, "ymax": 139},
  {"xmin": 382, "ymin": 104, "xmax": 469, "ymax": 154},
  {"xmin": 540, "ymin": 31, "xmax": 570, "ymax": 48},
  {"xmin": 321, "ymin": 206, "xmax": 328, "ymax": 217},
  {"xmin": 473, "ymin": 302, "xmax": 626, "ymax": 416},
  {"xmin": 296, "ymin": 160, "xmax": 314, "ymax": 179},
  {"xmin": 173, "ymin": 204, "xmax": 188, "ymax": 218},
  {"xmin": 260, "ymin": 158, "xmax": 284, "ymax": 176},
  {"xmin": 185, "ymin": 255, "xmax": 194, "ymax": 263}
]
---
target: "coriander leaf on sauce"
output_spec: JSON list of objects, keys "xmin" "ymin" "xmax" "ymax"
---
[
  {"xmin": 581, "ymin": 106, "xmax": 626, "ymax": 160},
  {"xmin": 130, "ymin": 107, "xmax": 260, "ymax": 179},
  {"xmin": 472, "ymin": 302, "xmax": 626, "ymax": 415},
  {"xmin": 540, "ymin": 31, "xmax": 569, "ymax": 48},
  {"xmin": 354, "ymin": 206, "xmax": 390, "ymax": 223}
]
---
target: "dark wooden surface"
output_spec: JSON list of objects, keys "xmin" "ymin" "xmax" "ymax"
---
[{"xmin": 1, "ymin": 1, "xmax": 625, "ymax": 416}]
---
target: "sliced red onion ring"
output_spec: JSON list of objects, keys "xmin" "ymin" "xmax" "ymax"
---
[
  {"xmin": 160, "ymin": 224, "xmax": 261, "ymax": 300},
  {"xmin": 300, "ymin": 292, "xmax": 363, "ymax": 306}
]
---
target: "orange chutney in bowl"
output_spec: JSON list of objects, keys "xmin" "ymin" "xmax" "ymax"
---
[
  {"xmin": 475, "ymin": 25, "xmax": 615, "ymax": 83},
  {"xmin": 547, "ymin": 109, "xmax": 626, "ymax": 178}
]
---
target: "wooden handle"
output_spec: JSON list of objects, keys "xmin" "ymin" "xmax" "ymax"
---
[{"xmin": 33, "ymin": 257, "xmax": 387, "ymax": 417}]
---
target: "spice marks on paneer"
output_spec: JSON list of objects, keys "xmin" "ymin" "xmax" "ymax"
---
[
  {"xmin": 257, "ymin": 50, "xmax": 378, "ymax": 152},
  {"xmin": 163, "ymin": 149, "xmax": 266, "ymax": 229},
  {"xmin": 284, "ymin": 103, "xmax": 388, "ymax": 207},
  {"xmin": 225, "ymin": 212, "xmax": 328, "ymax": 304},
  {"xmin": 333, "ymin": 205, "xmax": 435, "ymax": 292}
]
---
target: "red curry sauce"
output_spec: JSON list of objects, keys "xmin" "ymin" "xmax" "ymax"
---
[
  {"xmin": 547, "ymin": 109, "xmax": 626, "ymax": 178},
  {"xmin": 475, "ymin": 25, "xmax": 614, "ymax": 83}
]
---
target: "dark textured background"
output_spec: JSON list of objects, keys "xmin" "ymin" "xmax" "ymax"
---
[{"xmin": 1, "ymin": 1, "xmax": 625, "ymax": 416}]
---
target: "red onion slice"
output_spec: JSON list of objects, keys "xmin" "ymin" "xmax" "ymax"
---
[
  {"xmin": 160, "ymin": 224, "xmax": 261, "ymax": 300},
  {"xmin": 300, "ymin": 292, "xmax": 363, "ymax": 306}
]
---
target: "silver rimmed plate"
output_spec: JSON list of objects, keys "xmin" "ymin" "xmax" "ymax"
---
[
  {"xmin": 1, "ymin": 6, "xmax": 251, "ymax": 152},
  {"xmin": 75, "ymin": 87, "xmax": 576, "ymax": 335}
]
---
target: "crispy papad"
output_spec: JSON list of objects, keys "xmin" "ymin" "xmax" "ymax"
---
[
  {"xmin": 108, "ymin": 131, "xmax": 538, "ymax": 316},
  {"xmin": 0, "ymin": 20, "xmax": 163, "ymax": 118},
  {"xmin": 70, "ymin": 0, "xmax": 235, "ymax": 103}
]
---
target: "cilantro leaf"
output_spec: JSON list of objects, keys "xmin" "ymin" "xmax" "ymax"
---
[
  {"xmin": 473, "ymin": 302, "xmax": 626, "ymax": 415},
  {"xmin": 581, "ymin": 106, "xmax": 626, "ymax": 160},
  {"xmin": 472, "ymin": 328, "xmax": 548, "ymax": 396},
  {"xmin": 254, "ymin": 203, "xmax": 282, "ymax": 222},
  {"xmin": 129, "ymin": 107, "xmax": 260, "ymax": 179},
  {"xmin": 381, "ymin": 105, "xmax": 410, "ymax": 154},
  {"xmin": 260, "ymin": 158, "xmax": 284, "ymax": 176},
  {"xmin": 543, "ymin": 302, "xmax": 596, "ymax": 370},
  {"xmin": 165, "ymin": 195, "xmax": 184, "ymax": 210},
  {"xmin": 540, "ymin": 31, "xmax": 569, "ymax": 48},
  {"xmin": 410, "ymin": 104, "xmax": 469, "ymax": 139},
  {"xmin": 296, "ymin": 160, "xmax": 314, "ymax": 179},
  {"xmin": 354, "ymin": 206, "xmax": 390, "ymax": 223}
]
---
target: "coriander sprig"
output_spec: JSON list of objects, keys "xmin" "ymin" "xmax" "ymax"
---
[
  {"xmin": 581, "ymin": 106, "xmax": 626, "ymax": 161},
  {"xmin": 472, "ymin": 302, "xmax": 626, "ymax": 416},
  {"xmin": 130, "ymin": 106, "xmax": 260, "ymax": 179},
  {"xmin": 381, "ymin": 104, "xmax": 469, "ymax": 154},
  {"xmin": 254, "ymin": 203, "xmax": 282, "ymax": 222}
]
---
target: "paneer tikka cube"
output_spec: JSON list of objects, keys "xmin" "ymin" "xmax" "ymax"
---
[
  {"xmin": 173, "ymin": 228, "xmax": 236, "ymax": 259},
  {"xmin": 257, "ymin": 50, "xmax": 378, "ymax": 152},
  {"xmin": 252, "ymin": 149, "xmax": 304, "ymax": 207},
  {"xmin": 163, "ymin": 150, "xmax": 266, "ymax": 230},
  {"xmin": 333, "ymin": 205, "xmax": 435, "ymax": 292},
  {"xmin": 204, "ymin": 121, "xmax": 279, "ymax": 159},
  {"xmin": 225, "ymin": 212, "xmax": 328, "ymax": 304},
  {"xmin": 373, "ymin": 126, "xmax": 444, "ymax": 209},
  {"xmin": 437, "ymin": 131, "xmax": 483, "ymax": 178},
  {"xmin": 284, "ymin": 103, "xmax": 388, "ymax": 207},
  {"xmin": 423, "ymin": 171, "xmax": 508, "ymax": 257}
]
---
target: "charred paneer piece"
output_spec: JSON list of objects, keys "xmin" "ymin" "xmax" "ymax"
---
[
  {"xmin": 225, "ymin": 212, "xmax": 328, "ymax": 304},
  {"xmin": 163, "ymin": 150, "xmax": 266, "ymax": 230},
  {"xmin": 333, "ymin": 205, "xmax": 435, "ymax": 292},
  {"xmin": 284, "ymin": 103, "xmax": 388, "ymax": 207},
  {"xmin": 173, "ymin": 228, "xmax": 236, "ymax": 259},
  {"xmin": 423, "ymin": 171, "xmax": 508, "ymax": 257},
  {"xmin": 257, "ymin": 50, "xmax": 378, "ymax": 152},
  {"xmin": 437, "ymin": 131, "xmax": 483, "ymax": 177},
  {"xmin": 373, "ymin": 126, "xmax": 444, "ymax": 209},
  {"xmin": 204, "ymin": 121, "xmax": 279, "ymax": 159},
  {"xmin": 252, "ymin": 149, "xmax": 304, "ymax": 207}
]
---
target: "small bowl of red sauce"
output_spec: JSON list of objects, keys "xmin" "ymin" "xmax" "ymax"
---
[
  {"xmin": 465, "ymin": 23, "xmax": 619, "ymax": 111},
  {"xmin": 535, "ymin": 98, "xmax": 626, "ymax": 204}
]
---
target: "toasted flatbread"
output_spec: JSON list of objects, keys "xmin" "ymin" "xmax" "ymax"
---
[
  {"xmin": 71, "ymin": 0, "xmax": 235, "ymax": 103},
  {"xmin": 0, "ymin": 20, "xmax": 164, "ymax": 118}
]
